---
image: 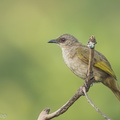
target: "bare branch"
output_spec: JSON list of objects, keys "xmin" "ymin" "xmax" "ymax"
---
[
  {"xmin": 37, "ymin": 35, "xmax": 111, "ymax": 120},
  {"xmin": 37, "ymin": 87, "xmax": 85, "ymax": 120}
]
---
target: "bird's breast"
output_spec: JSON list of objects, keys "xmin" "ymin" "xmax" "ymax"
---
[{"xmin": 62, "ymin": 48, "xmax": 88, "ymax": 79}]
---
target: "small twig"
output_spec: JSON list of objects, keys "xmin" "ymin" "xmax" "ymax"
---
[
  {"xmin": 83, "ymin": 87, "xmax": 112, "ymax": 120},
  {"xmin": 85, "ymin": 36, "xmax": 96, "ymax": 87},
  {"xmin": 87, "ymin": 36, "xmax": 96, "ymax": 76}
]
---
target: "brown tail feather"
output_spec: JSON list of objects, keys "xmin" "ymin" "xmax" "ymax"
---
[
  {"xmin": 111, "ymin": 89, "xmax": 120, "ymax": 101},
  {"xmin": 103, "ymin": 77, "xmax": 120, "ymax": 101}
]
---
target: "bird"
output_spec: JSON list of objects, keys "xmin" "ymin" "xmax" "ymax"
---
[{"xmin": 48, "ymin": 34, "xmax": 120, "ymax": 101}]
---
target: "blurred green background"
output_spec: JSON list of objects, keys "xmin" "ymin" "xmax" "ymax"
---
[{"xmin": 0, "ymin": 0, "xmax": 120, "ymax": 120}]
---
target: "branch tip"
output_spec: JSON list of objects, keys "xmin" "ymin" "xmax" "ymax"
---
[
  {"xmin": 44, "ymin": 108, "xmax": 50, "ymax": 114},
  {"xmin": 87, "ymin": 35, "xmax": 97, "ymax": 48}
]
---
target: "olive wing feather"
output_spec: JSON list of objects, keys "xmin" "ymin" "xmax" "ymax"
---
[{"xmin": 76, "ymin": 47, "xmax": 116, "ymax": 79}]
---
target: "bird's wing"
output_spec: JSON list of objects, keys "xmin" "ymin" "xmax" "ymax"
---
[{"xmin": 76, "ymin": 46, "xmax": 116, "ymax": 79}]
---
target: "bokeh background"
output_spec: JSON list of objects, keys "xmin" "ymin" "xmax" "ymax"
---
[{"xmin": 0, "ymin": 0, "xmax": 120, "ymax": 120}]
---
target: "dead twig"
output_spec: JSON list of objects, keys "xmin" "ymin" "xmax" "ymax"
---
[{"xmin": 37, "ymin": 86, "xmax": 85, "ymax": 120}]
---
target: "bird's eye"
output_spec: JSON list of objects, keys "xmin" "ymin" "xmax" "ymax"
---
[{"xmin": 61, "ymin": 38, "xmax": 66, "ymax": 42}]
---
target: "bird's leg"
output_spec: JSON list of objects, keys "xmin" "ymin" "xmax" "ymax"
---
[{"xmin": 84, "ymin": 76, "xmax": 95, "ymax": 92}]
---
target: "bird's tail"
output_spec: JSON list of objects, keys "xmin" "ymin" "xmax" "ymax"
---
[{"xmin": 103, "ymin": 77, "xmax": 120, "ymax": 101}]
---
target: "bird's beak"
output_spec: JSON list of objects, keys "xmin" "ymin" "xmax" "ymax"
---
[{"xmin": 48, "ymin": 39, "xmax": 57, "ymax": 43}]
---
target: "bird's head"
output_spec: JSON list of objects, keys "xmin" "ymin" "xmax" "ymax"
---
[{"xmin": 48, "ymin": 34, "xmax": 78, "ymax": 48}]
